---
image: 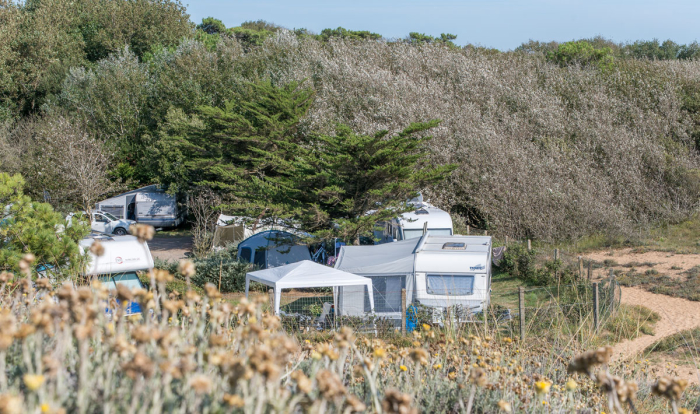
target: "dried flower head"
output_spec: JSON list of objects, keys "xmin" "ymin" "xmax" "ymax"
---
[
  {"xmin": 568, "ymin": 346, "xmax": 613, "ymax": 376},
  {"xmin": 409, "ymin": 348, "xmax": 429, "ymax": 365},
  {"xmin": 129, "ymin": 224, "xmax": 155, "ymax": 243},
  {"xmin": 89, "ymin": 241, "xmax": 105, "ymax": 257},
  {"xmin": 651, "ymin": 376, "xmax": 687, "ymax": 401},
  {"xmin": 382, "ymin": 389, "xmax": 418, "ymax": 414},
  {"xmin": 188, "ymin": 374, "xmax": 212, "ymax": 394},
  {"xmin": 317, "ymin": 369, "xmax": 346, "ymax": 400},
  {"xmin": 23, "ymin": 374, "xmax": 44, "ymax": 391},
  {"xmin": 0, "ymin": 393, "xmax": 23, "ymax": 414},
  {"xmin": 178, "ymin": 260, "xmax": 196, "ymax": 278},
  {"xmin": 497, "ymin": 400, "xmax": 512, "ymax": 413}
]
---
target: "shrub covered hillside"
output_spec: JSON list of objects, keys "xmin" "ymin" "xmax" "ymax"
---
[
  {"xmin": 2, "ymin": 1, "xmax": 700, "ymax": 241},
  {"xmin": 250, "ymin": 34, "xmax": 700, "ymax": 241}
]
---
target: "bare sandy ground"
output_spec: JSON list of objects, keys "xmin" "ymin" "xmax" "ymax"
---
[
  {"xmin": 586, "ymin": 248, "xmax": 700, "ymax": 279},
  {"xmin": 148, "ymin": 235, "xmax": 192, "ymax": 262},
  {"xmin": 585, "ymin": 247, "xmax": 700, "ymax": 383}
]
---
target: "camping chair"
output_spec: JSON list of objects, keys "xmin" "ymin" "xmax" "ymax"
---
[{"xmin": 315, "ymin": 302, "xmax": 334, "ymax": 330}]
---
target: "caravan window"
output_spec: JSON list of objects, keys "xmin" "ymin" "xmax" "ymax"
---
[
  {"xmin": 239, "ymin": 247, "xmax": 252, "ymax": 263},
  {"xmin": 426, "ymin": 274, "xmax": 474, "ymax": 296},
  {"xmin": 364, "ymin": 276, "xmax": 405, "ymax": 313}
]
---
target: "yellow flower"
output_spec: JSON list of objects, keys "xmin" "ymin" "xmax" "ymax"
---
[
  {"xmin": 40, "ymin": 404, "xmax": 49, "ymax": 413},
  {"xmin": 534, "ymin": 380, "xmax": 551, "ymax": 395},
  {"xmin": 566, "ymin": 378, "xmax": 578, "ymax": 391},
  {"xmin": 679, "ymin": 408, "xmax": 690, "ymax": 414},
  {"xmin": 433, "ymin": 363, "xmax": 442, "ymax": 369},
  {"xmin": 422, "ymin": 323, "xmax": 431, "ymax": 331},
  {"xmin": 311, "ymin": 351, "xmax": 322, "ymax": 360},
  {"xmin": 399, "ymin": 365, "xmax": 408, "ymax": 372},
  {"xmin": 373, "ymin": 348, "xmax": 386, "ymax": 358},
  {"xmin": 497, "ymin": 400, "xmax": 512, "ymax": 413},
  {"xmin": 23, "ymin": 374, "xmax": 45, "ymax": 391},
  {"xmin": 541, "ymin": 400, "xmax": 548, "ymax": 405}
]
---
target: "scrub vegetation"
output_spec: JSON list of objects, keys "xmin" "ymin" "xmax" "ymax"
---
[{"xmin": 2, "ymin": 0, "xmax": 700, "ymax": 412}]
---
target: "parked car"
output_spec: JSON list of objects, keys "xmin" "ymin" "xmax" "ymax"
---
[{"xmin": 67, "ymin": 211, "xmax": 136, "ymax": 236}]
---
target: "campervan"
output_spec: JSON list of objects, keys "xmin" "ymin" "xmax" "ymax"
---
[
  {"xmin": 79, "ymin": 232, "xmax": 154, "ymax": 315},
  {"xmin": 95, "ymin": 185, "xmax": 184, "ymax": 228},
  {"xmin": 334, "ymin": 234, "xmax": 492, "ymax": 324},
  {"xmin": 374, "ymin": 195, "xmax": 453, "ymax": 244}
]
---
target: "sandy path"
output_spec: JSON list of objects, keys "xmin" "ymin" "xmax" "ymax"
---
[{"xmin": 612, "ymin": 287, "xmax": 700, "ymax": 359}]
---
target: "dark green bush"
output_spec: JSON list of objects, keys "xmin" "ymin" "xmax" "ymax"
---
[
  {"xmin": 154, "ymin": 246, "xmax": 251, "ymax": 293},
  {"xmin": 499, "ymin": 243, "xmax": 579, "ymax": 286}
]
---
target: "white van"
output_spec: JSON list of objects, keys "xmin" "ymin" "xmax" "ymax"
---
[{"xmin": 96, "ymin": 185, "xmax": 184, "ymax": 228}]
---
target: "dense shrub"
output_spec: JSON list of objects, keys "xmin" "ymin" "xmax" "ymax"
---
[
  {"xmin": 154, "ymin": 246, "xmax": 250, "ymax": 293},
  {"xmin": 499, "ymin": 243, "xmax": 580, "ymax": 285}
]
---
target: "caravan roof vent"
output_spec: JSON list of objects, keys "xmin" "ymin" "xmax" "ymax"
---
[
  {"xmin": 414, "ymin": 209, "xmax": 429, "ymax": 215},
  {"xmin": 442, "ymin": 242, "xmax": 466, "ymax": 250}
]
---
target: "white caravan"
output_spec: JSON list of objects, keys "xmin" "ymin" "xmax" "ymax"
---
[
  {"xmin": 334, "ymin": 234, "xmax": 492, "ymax": 323},
  {"xmin": 374, "ymin": 195, "xmax": 453, "ymax": 244},
  {"xmin": 95, "ymin": 185, "xmax": 184, "ymax": 228},
  {"xmin": 79, "ymin": 232, "xmax": 154, "ymax": 315}
]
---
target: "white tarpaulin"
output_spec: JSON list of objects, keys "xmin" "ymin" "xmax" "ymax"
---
[{"xmin": 245, "ymin": 260, "xmax": 374, "ymax": 315}]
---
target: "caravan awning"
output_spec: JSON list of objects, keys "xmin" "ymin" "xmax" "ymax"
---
[
  {"xmin": 245, "ymin": 260, "xmax": 374, "ymax": 315},
  {"xmin": 334, "ymin": 238, "xmax": 420, "ymax": 275}
]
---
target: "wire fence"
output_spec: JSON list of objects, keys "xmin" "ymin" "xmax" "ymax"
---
[{"xmin": 267, "ymin": 278, "xmax": 622, "ymax": 338}]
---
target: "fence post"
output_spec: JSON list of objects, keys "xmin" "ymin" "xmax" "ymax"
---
[
  {"xmin": 505, "ymin": 236, "xmax": 508, "ymax": 246},
  {"xmin": 587, "ymin": 261, "xmax": 592, "ymax": 282},
  {"xmin": 527, "ymin": 239, "xmax": 531, "ymax": 251},
  {"xmin": 609, "ymin": 269, "xmax": 616, "ymax": 315},
  {"xmin": 518, "ymin": 287, "xmax": 525, "ymax": 341},
  {"xmin": 578, "ymin": 256, "xmax": 583, "ymax": 280},
  {"xmin": 466, "ymin": 225, "xmax": 470, "ymax": 235},
  {"xmin": 484, "ymin": 230, "xmax": 488, "ymax": 236},
  {"xmin": 554, "ymin": 249, "xmax": 559, "ymax": 261},
  {"xmin": 593, "ymin": 283, "xmax": 599, "ymax": 332},
  {"xmin": 268, "ymin": 289, "xmax": 274, "ymax": 312},
  {"xmin": 401, "ymin": 288, "xmax": 407, "ymax": 334}
]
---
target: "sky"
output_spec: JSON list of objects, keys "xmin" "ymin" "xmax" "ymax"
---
[{"xmin": 185, "ymin": 0, "xmax": 700, "ymax": 50}]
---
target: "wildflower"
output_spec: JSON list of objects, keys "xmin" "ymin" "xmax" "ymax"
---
[
  {"xmin": 291, "ymin": 370, "xmax": 312, "ymax": 393},
  {"xmin": 400, "ymin": 365, "xmax": 408, "ymax": 372},
  {"xmin": 409, "ymin": 348, "xmax": 429, "ymax": 365},
  {"xmin": 422, "ymin": 323, "xmax": 431, "ymax": 331},
  {"xmin": 382, "ymin": 389, "xmax": 417, "ymax": 414},
  {"xmin": 35, "ymin": 278, "xmax": 51, "ymax": 290},
  {"xmin": 40, "ymin": 404, "xmax": 49, "ymax": 413},
  {"xmin": 23, "ymin": 374, "xmax": 44, "ymax": 391},
  {"xmin": 566, "ymin": 378, "xmax": 578, "ymax": 391},
  {"xmin": 189, "ymin": 374, "xmax": 212, "ymax": 394},
  {"xmin": 469, "ymin": 368, "xmax": 487, "ymax": 387},
  {"xmin": 374, "ymin": 348, "xmax": 387, "ymax": 359},
  {"xmin": 317, "ymin": 369, "xmax": 346, "ymax": 399},
  {"xmin": 568, "ymin": 346, "xmax": 613, "ymax": 376},
  {"xmin": 177, "ymin": 260, "xmax": 196, "ymax": 278},
  {"xmin": 497, "ymin": 400, "xmax": 512, "ymax": 413},
  {"xmin": 534, "ymin": 380, "xmax": 552, "ymax": 395},
  {"xmin": 115, "ymin": 284, "xmax": 134, "ymax": 302},
  {"xmin": 0, "ymin": 394, "xmax": 23, "ymax": 414},
  {"xmin": 223, "ymin": 394, "xmax": 245, "ymax": 408},
  {"xmin": 0, "ymin": 271, "xmax": 12, "ymax": 283},
  {"xmin": 204, "ymin": 283, "xmax": 222, "ymax": 299},
  {"xmin": 346, "ymin": 395, "xmax": 367, "ymax": 413},
  {"xmin": 651, "ymin": 376, "xmax": 687, "ymax": 401},
  {"xmin": 502, "ymin": 337, "xmax": 512, "ymax": 344},
  {"xmin": 433, "ymin": 363, "xmax": 442, "ymax": 369},
  {"xmin": 89, "ymin": 241, "xmax": 105, "ymax": 257},
  {"xmin": 129, "ymin": 224, "xmax": 155, "ymax": 243},
  {"xmin": 311, "ymin": 351, "xmax": 322, "ymax": 360}
]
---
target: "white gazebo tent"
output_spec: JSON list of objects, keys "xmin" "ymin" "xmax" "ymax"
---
[{"xmin": 245, "ymin": 260, "xmax": 375, "ymax": 316}]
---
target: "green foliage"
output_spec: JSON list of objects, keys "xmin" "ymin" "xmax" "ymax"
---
[
  {"xmin": 499, "ymin": 243, "xmax": 579, "ymax": 286},
  {"xmin": 0, "ymin": 172, "xmax": 89, "ymax": 275},
  {"xmin": 154, "ymin": 247, "xmax": 250, "ymax": 293},
  {"xmin": 407, "ymin": 32, "xmax": 458, "ymax": 48},
  {"xmin": 197, "ymin": 17, "xmax": 227, "ymax": 35},
  {"xmin": 546, "ymin": 40, "xmax": 615, "ymax": 70},
  {"xmin": 230, "ymin": 20, "xmax": 282, "ymax": 50},
  {"xmin": 306, "ymin": 122, "xmax": 456, "ymax": 242},
  {"xmin": 318, "ymin": 27, "xmax": 381, "ymax": 42}
]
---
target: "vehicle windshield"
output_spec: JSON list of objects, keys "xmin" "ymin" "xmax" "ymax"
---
[
  {"xmin": 98, "ymin": 272, "xmax": 144, "ymax": 290},
  {"xmin": 102, "ymin": 212, "xmax": 119, "ymax": 221}
]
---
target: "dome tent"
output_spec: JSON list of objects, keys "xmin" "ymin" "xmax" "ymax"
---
[{"xmin": 236, "ymin": 230, "xmax": 312, "ymax": 270}]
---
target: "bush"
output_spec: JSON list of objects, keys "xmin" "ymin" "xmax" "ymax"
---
[
  {"xmin": 154, "ymin": 246, "xmax": 250, "ymax": 293},
  {"xmin": 499, "ymin": 243, "xmax": 579, "ymax": 285}
]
